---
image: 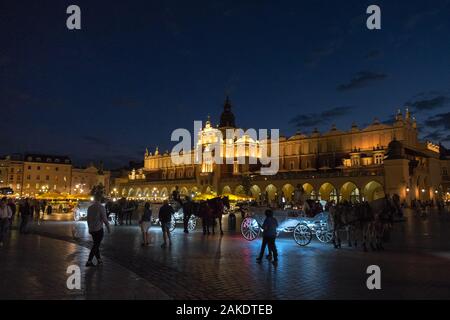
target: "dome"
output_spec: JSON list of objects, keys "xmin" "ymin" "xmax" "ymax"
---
[
  {"xmin": 219, "ymin": 96, "xmax": 236, "ymax": 128},
  {"xmin": 386, "ymin": 138, "xmax": 404, "ymax": 159}
]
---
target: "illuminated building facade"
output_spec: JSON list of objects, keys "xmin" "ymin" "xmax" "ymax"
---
[
  {"xmin": 0, "ymin": 154, "xmax": 110, "ymax": 197},
  {"xmin": 119, "ymin": 98, "xmax": 450, "ymax": 204},
  {"xmin": 72, "ymin": 164, "xmax": 111, "ymax": 196}
]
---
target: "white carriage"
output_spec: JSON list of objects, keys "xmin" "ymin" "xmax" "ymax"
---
[{"xmin": 240, "ymin": 207, "xmax": 333, "ymax": 246}]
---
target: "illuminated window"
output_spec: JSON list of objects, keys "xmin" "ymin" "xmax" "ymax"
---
[{"xmin": 374, "ymin": 153, "xmax": 384, "ymax": 165}]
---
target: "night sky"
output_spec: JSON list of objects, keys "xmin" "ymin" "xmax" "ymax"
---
[{"xmin": 1, "ymin": 0, "xmax": 450, "ymax": 168}]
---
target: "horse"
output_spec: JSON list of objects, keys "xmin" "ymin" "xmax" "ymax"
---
[
  {"xmin": 350, "ymin": 198, "xmax": 394, "ymax": 251},
  {"xmin": 329, "ymin": 201, "xmax": 358, "ymax": 249},
  {"xmin": 181, "ymin": 198, "xmax": 198, "ymax": 233},
  {"xmin": 206, "ymin": 196, "xmax": 230, "ymax": 235}
]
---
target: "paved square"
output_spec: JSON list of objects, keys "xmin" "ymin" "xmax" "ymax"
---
[{"xmin": 1, "ymin": 209, "xmax": 450, "ymax": 299}]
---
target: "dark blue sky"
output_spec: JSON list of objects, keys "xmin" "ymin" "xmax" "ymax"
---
[{"xmin": 1, "ymin": 0, "xmax": 450, "ymax": 168}]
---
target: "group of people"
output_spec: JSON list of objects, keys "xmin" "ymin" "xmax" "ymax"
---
[
  {"xmin": 105, "ymin": 198, "xmax": 138, "ymax": 226},
  {"xmin": 411, "ymin": 198, "xmax": 447, "ymax": 217},
  {"xmin": 0, "ymin": 197, "xmax": 55, "ymax": 246}
]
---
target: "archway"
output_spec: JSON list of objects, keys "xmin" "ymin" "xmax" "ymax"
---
[
  {"xmin": 151, "ymin": 187, "xmax": 159, "ymax": 199},
  {"xmin": 265, "ymin": 184, "xmax": 277, "ymax": 201},
  {"xmin": 340, "ymin": 182, "xmax": 360, "ymax": 203},
  {"xmin": 250, "ymin": 185, "xmax": 261, "ymax": 200},
  {"xmin": 127, "ymin": 188, "xmax": 134, "ymax": 197},
  {"xmin": 135, "ymin": 188, "xmax": 142, "ymax": 197},
  {"xmin": 204, "ymin": 186, "xmax": 215, "ymax": 195},
  {"xmin": 180, "ymin": 187, "xmax": 188, "ymax": 196},
  {"xmin": 302, "ymin": 183, "xmax": 315, "ymax": 199},
  {"xmin": 143, "ymin": 188, "xmax": 150, "ymax": 197},
  {"xmin": 234, "ymin": 185, "xmax": 245, "ymax": 195},
  {"xmin": 191, "ymin": 186, "xmax": 198, "ymax": 197},
  {"xmin": 160, "ymin": 187, "xmax": 168, "ymax": 199},
  {"xmin": 363, "ymin": 181, "xmax": 385, "ymax": 202},
  {"xmin": 121, "ymin": 188, "xmax": 127, "ymax": 197},
  {"xmin": 319, "ymin": 183, "xmax": 337, "ymax": 202},
  {"xmin": 222, "ymin": 186, "xmax": 232, "ymax": 195},
  {"xmin": 282, "ymin": 184, "xmax": 295, "ymax": 201}
]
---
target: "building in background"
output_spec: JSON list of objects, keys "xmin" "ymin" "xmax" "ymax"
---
[
  {"xmin": 118, "ymin": 98, "xmax": 450, "ymax": 205},
  {"xmin": 0, "ymin": 154, "xmax": 110, "ymax": 197},
  {"xmin": 21, "ymin": 154, "xmax": 72, "ymax": 197},
  {"xmin": 72, "ymin": 163, "xmax": 110, "ymax": 196}
]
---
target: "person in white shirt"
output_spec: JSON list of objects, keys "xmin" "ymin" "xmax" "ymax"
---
[
  {"xmin": 86, "ymin": 193, "xmax": 110, "ymax": 267},
  {"xmin": 0, "ymin": 197, "xmax": 13, "ymax": 247}
]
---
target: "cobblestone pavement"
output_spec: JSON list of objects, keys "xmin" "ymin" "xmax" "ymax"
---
[
  {"xmin": 0, "ymin": 232, "xmax": 169, "ymax": 299},
  {"xmin": 1, "ymin": 209, "xmax": 450, "ymax": 299}
]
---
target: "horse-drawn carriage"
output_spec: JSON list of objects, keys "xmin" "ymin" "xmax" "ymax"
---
[{"xmin": 240, "ymin": 207, "xmax": 333, "ymax": 246}]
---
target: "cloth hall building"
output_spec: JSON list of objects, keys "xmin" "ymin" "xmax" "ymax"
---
[{"xmin": 118, "ymin": 98, "xmax": 450, "ymax": 205}]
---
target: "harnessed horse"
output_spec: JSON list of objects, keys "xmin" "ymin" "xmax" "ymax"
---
[{"xmin": 206, "ymin": 196, "xmax": 230, "ymax": 235}]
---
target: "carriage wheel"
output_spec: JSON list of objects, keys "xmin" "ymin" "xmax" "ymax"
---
[
  {"xmin": 169, "ymin": 217, "xmax": 176, "ymax": 232},
  {"xmin": 315, "ymin": 228, "xmax": 334, "ymax": 243},
  {"xmin": 241, "ymin": 217, "xmax": 260, "ymax": 241},
  {"xmin": 188, "ymin": 216, "xmax": 197, "ymax": 231},
  {"xmin": 293, "ymin": 223, "xmax": 312, "ymax": 246}
]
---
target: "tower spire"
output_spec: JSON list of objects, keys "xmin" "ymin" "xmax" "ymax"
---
[{"xmin": 219, "ymin": 96, "xmax": 236, "ymax": 128}]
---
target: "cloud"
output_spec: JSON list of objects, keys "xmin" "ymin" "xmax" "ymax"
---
[
  {"xmin": 289, "ymin": 106, "xmax": 353, "ymax": 128},
  {"xmin": 406, "ymin": 92, "xmax": 450, "ymax": 112},
  {"xmin": 337, "ymin": 71, "xmax": 387, "ymax": 92},
  {"xmin": 424, "ymin": 112, "xmax": 450, "ymax": 130},
  {"xmin": 423, "ymin": 130, "xmax": 450, "ymax": 142}
]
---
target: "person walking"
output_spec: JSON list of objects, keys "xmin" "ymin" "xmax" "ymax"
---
[
  {"xmin": 86, "ymin": 192, "xmax": 110, "ymax": 267},
  {"xmin": 46, "ymin": 203, "xmax": 53, "ymax": 216},
  {"xmin": 182, "ymin": 196, "xmax": 193, "ymax": 233},
  {"xmin": 256, "ymin": 209, "xmax": 278, "ymax": 264},
  {"xmin": 0, "ymin": 197, "xmax": 13, "ymax": 247},
  {"xmin": 33, "ymin": 199, "xmax": 40, "ymax": 222},
  {"xmin": 7, "ymin": 198, "xmax": 16, "ymax": 226},
  {"xmin": 139, "ymin": 202, "xmax": 152, "ymax": 246},
  {"xmin": 19, "ymin": 198, "xmax": 32, "ymax": 234},
  {"xmin": 125, "ymin": 200, "xmax": 135, "ymax": 225},
  {"xmin": 159, "ymin": 200, "xmax": 174, "ymax": 248}
]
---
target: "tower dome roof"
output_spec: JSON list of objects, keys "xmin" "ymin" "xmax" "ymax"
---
[
  {"xmin": 386, "ymin": 138, "xmax": 404, "ymax": 159},
  {"xmin": 219, "ymin": 96, "xmax": 236, "ymax": 128}
]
